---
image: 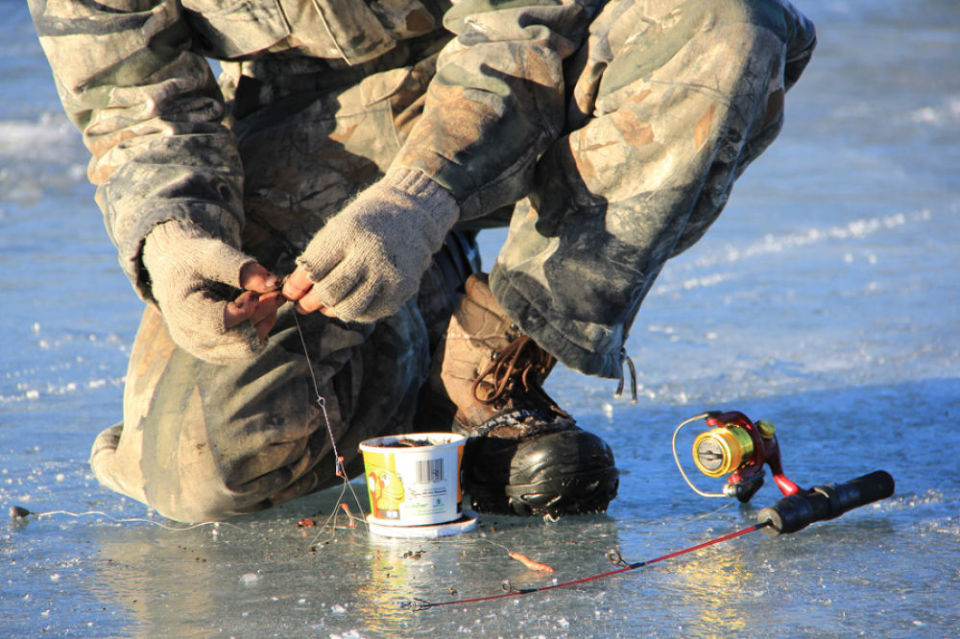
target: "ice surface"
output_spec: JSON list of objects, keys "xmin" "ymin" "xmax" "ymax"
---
[{"xmin": 2, "ymin": 1, "xmax": 959, "ymax": 637}]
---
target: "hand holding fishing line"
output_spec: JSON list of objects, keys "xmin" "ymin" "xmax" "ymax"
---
[
  {"xmin": 282, "ymin": 169, "xmax": 459, "ymax": 323},
  {"xmin": 142, "ymin": 220, "xmax": 284, "ymax": 363}
]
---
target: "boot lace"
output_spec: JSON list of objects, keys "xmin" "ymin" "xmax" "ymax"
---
[{"xmin": 471, "ymin": 335, "xmax": 570, "ymax": 419}]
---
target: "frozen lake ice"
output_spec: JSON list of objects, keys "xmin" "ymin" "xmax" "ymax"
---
[{"xmin": 2, "ymin": 1, "xmax": 958, "ymax": 637}]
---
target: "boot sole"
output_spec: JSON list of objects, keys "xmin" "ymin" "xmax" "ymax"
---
[
  {"xmin": 461, "ymin": 429, "xmax": 619, "ymax": 517},
  {"xmin": 469, "ymin": 466, "xmax": 620, "ymax": 517}
]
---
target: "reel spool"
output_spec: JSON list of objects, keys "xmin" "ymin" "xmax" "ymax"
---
[{"xmin": 673, "ymin": 411, "xmax": 799, "ymax": 503}]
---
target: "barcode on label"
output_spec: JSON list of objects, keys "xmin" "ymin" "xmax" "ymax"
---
[{"xmin": 416, "ymin": 458, "xmax": 444, "ymax": 484}]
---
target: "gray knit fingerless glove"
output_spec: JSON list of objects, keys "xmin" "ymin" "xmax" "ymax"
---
[
  {"xmin": 296, "ymin": 169, "xmax": 460, "ymax": 322},
  {"xmin": 142, "ymin": 220, "xmax": 262, "ymax": 364}
]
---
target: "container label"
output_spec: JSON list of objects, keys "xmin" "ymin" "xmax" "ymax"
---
[{"xmin": 360, "ymin": 435, "xmax": 465, "ymax": 526}]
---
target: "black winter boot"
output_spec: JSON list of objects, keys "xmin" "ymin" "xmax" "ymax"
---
[{"xmin": 430, "ymin": 274, "xmax": 618, "ymax": 517}]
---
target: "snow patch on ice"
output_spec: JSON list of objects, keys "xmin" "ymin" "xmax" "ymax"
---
[
  {"xmin": 239, "ymin": 573, "xmax": 261, "ymax": 586},
  {"xmin": 0, "ymin": 114, "xmax": 79, "ymax": 159},
  {"xmin": 909, "ymin": 96, "xmax": 960, "ymax": 126},
  {"xmin": 681, "ymin": 210, "xmax": 931, "ymax": 272},
  {"xmin": 653, "ymin": 272, "xmax": 732, "ymax": 296}
]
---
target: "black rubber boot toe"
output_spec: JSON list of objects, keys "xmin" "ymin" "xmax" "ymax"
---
[{"xmin": 462, "ymin": 424, "xmax": 619, "ymax": 517}]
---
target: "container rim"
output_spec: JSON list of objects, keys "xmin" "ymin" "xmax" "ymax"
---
[{"xmin": 358, "ymin": 432, "xmax": 466, "ymax": 452}]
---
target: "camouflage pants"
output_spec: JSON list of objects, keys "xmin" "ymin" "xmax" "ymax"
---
[{"xmin": 91, "ymin": 0, "xmax": 814, "ymax": 522}]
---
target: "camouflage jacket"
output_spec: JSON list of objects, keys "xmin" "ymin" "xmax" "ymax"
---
[{"xmin": 28, "ymin": 0, "xmax": 600, "ymax": 298}]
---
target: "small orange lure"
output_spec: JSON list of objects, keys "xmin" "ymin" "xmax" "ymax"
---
[{"xmin": 507, "ymin": 551, "xmax": 555, "ymax": 573}]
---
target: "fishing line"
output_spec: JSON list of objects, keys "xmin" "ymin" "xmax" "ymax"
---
[
  {"xmin": 408, "ymin": 521, "xmax": 770, "ymax": 611},
  {"xmin": 672, "ymin": 412, "xmax": 726, "ymax": 498},
  {"xmin": 9, "ymin": 507, "xmax": 240, "ymax": 532},
  {"xmin": 292, "ymin": 311, "xmax": 346, "ymax": 481},
  {"xmin": 306, "ymin": 484, "xmax": 369, "ymax": 548},
  {"xmin": 291, "ymin": 310, "xmax": 368, "ymax": 536}
]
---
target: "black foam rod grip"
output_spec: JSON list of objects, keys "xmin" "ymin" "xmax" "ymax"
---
[{"xmin": 757, "ymin": 470, "xmax": 895, "ymax": 536}]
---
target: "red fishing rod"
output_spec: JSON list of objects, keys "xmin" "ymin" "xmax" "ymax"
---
[
  {"xmin": 407, "ymin": 521, "xmax": 768, "ymax": 611},
  {"xmin": 410, "ymin": 410, "xmax": 895, "ymax": 611}
]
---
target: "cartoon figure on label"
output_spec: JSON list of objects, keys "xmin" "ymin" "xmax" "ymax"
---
[{"xmin": 368, "ymin": 469, "xmax": 405, "ymax": 519}]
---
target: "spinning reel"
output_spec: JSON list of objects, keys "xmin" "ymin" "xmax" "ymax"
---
[{"xmin": 674, "ymin": 411, "xmax": 894, "ymax": 535}]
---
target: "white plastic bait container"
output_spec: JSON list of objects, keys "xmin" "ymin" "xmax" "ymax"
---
[{"xmin": 359, "ymin": 432, "xmax": 468, "ymax": 529}]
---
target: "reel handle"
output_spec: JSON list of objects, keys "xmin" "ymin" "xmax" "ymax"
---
[{"xmin": 757, "ymin": 470, "xmax": 895, "ymax": 536}]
